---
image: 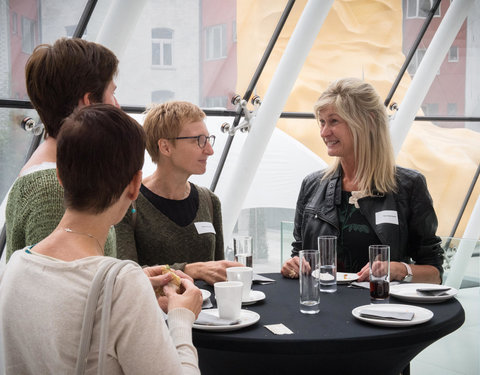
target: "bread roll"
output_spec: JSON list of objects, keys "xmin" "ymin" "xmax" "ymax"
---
[{"xmin": 154, "ymin": 265, "xmax": 184, "ymax": 297}]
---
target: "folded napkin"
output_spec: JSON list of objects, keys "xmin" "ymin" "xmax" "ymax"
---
[
  {"xmin": 416, "ymin": 287, "xmax": 451, "ymax": 296},
  {"xmin": 360, "ymin": 308, "xmax": 415, "ymax": 321},
  {"xmin": 253, "ymin": 273, "xmax": 276, "ymax": 284},
  {"xmin": 202, "ymin": 298, "xmax": 213, "ymax": 309},
  {"xmin": 195, "ymin": 311, "xmax": 241, "ymax": 326}
]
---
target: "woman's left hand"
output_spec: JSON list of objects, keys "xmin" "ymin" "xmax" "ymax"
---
[
  {"xmin": 357, "ymin": 263, "xmax": 370, "ymax": 281},
  {"xmin": 357, "ymin": 261, "xmax": 405, "ymax": 282}
]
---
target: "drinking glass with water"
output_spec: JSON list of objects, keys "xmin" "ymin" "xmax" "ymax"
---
[
  {"xmin": 318, "ymin": 236, "xmax": 337, "ymax": 293},
  {"xmin": 233, "ymin": 235, "xmax": 253, "ymax": 267}
]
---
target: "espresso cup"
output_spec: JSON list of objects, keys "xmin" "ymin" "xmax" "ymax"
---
[
  {"xmin": 226, "ymin": 266, "xmax": 253, "ymax": 300},
  {"xmin": 214, "ymin": 281, "xmax": 243, "ymax": 320}
]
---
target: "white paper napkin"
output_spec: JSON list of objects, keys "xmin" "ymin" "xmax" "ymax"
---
[
  {"xmin": 359, "ymin": 308, "xmax": 415, "ymax": 321},
  {"xmin": 195, "ymin": 311, "xmax": 241, "ymax": 326},
  {"xmin": 253, "ymin": 273, "xmax": 276, "ymax": 284},
  {"xmin": 264, "ymin": 323, "xmax": 294, "ymax": 335}
]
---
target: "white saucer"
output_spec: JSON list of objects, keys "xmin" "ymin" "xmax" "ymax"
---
[
  {"xmin": 242, "ymin": 290, "xmax": 266, "ymax": 305},
  {"xmin": 337, "ymin": 272, "xmax": 359, "ymax": 284},
  {"xmin": 200, "ymin": 289, "xmax": 211, "ymax": 302},
  {"xmin": 352, "ymin": 304, "xmax": 433, "ymax": 327},
  {"xmin": 193, "ymin": 309, "xmax": 260, "ymax": 332},
  {"xmin": 390, "ymin": 283, "xmax": 458, "ymax": 303}
]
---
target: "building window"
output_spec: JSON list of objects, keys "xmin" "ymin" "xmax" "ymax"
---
[
  {"xmin": 232, "ymin": 21, "xmax": 237, "ymax": 43},
  {"xmin": 448, "ymin": 46, "xmax": 459, "ymax": 62},
  {"xmin": 447, "ymin": 103, "xmax": 457, "ymax": 116},
  {"xmin": 21, "ymin": 16, "xmax": 35, "ymax": 54},
  {"xmin": 407, "ymin": 48, "xmax": 426, "ymax": 76},
  {"xmin": 407, "ymin": 0, "xmax": 440, "ymax": 18},
  {"xmin": 151, "ymin": 90, "xmax": 174, "ymax": 103},
  {"xmin": 11, "ymin": 12, "xmax": 17, "ymax": 34},
  {"xmin": 205, "ymin": 96, "xmax": 228, "ymax": 108},
  {"xmin": 422, "ymin": 103, "xmax": 439, "ymax": 116},
  {"xmin": 152, "ymin": 28, "xmax": 173, "ymax": 67},
  {"xmin": 206, "ymin": 24, "xmax": 227, "ymax": 60}
]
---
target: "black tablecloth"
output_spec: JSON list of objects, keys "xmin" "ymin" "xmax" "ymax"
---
[{"xmin": 193, "ymin": 273, "xmax": 464, "ymax": 375}]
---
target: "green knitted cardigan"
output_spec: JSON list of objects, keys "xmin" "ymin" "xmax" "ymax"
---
[
  {"xmin": 5, "ymin": 168, "xmax": 116, "ymax": 260},
  {"xmin": 115, "ymin": 184, "xmax": 224, "ymax": 270}
]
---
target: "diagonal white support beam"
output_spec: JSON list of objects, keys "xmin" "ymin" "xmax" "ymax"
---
[
  {"xmin": 221, "ymin": 0, "xmax": 334, "ymax": 243},
  {"xmin": 95, "ymin": 0, "xmax": 147, "ymax": 59},
  {"xmin": 390, "ymin": 0, "xmax": 475, "ymax": 156},
  {"xmin": 444, "ymin": 194, "xmax": 480, "ymax": 289}
]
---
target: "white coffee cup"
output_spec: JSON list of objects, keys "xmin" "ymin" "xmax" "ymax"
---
[
  {"xmin": 214, "ymin": 281, "xmax": 243, "ymax": 320},
  {"xmin": 226, "ymin": 266, "xmax": 253, "ymax": 300}
]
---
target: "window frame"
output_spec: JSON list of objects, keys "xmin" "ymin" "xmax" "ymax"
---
[
  {"xmin": 151, "ymin": 27, "xmax": 174, "ymax": 68},
  {"xmin": 21, "ymin": 16, "xmax": 36, "ymax": 54},
  {"xmin": 406, "ymin": 0, "xmax": 441, "ymax": 19},
  {"xmin": 205, "ymin": 24, "xmax": 227, "ymax": 60}
]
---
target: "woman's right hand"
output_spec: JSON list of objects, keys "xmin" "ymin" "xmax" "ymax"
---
[
  {"xmin": 281, "ymin": 256, "xmax": 300, "ymax": 279},
  {"xmin": 164, "ymin": 279, "xmax": 203, "ymax": 318}
]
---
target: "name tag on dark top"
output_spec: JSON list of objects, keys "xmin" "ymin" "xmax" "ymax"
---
[
  {"xmin": 375, "ymin": 210, "xmax": 399, "ymax": 225},
  {"xmin": 195, "ymin": 222, "xmax": 216, "ymax": 234}
]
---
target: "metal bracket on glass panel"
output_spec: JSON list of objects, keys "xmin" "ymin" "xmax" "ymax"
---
[
  {"xmin": 220, "ymin": 94, "xmax": 262, "ymax": 136},
  {"xmin": 388, "ymin": 102, "xmax": 399, "ymax": 121},
  {"xmin": 21, "ymin": 117, "xmax": 44, "ymax": 136}
]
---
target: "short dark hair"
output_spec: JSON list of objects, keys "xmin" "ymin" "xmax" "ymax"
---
[
  {"xmin": 57, "ymin": 104, "xmax": 145, "ymax": 213},
  {"xmin": 25, "ymin": 38, "xmax": 118, "ymax": 138}
]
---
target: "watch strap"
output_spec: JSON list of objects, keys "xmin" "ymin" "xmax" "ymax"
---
[{"xmin": 401, "ymin": 262, "xmax": 413, "ymax": 282}]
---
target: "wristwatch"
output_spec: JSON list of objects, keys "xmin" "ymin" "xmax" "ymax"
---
[{"xmin": 401, "ymin": 262, "xmax": 413, "ymax": 282}]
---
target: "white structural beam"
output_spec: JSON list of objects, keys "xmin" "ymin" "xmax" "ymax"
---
[
  {"xmin": 390, "ymin": 0, "xmax": 476, "ymax": 156},
  {"xmin": 444, "ymin": 194, "xmax": 480, "ymax": 289},
  {"xmin": 95, "ymin": 0, "xmax": 147, "ymax": 59},
  {"xmin": 221, "ymin": 0, "xmax": 335, "ymax": 242}
]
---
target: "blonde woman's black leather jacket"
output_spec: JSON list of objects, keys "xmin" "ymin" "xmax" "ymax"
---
[{"xmin": 291, "ymin": 166, "xmax": 444, "ymax": 276}]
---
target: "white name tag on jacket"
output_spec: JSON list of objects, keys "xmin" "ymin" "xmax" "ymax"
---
[
  {"xmin": 195, "ymin": 222, "xmax": 216, "ymax": 234},
  {"xmin": 375, "ymin": 210, "xmax": 399, "ymax": 225}
]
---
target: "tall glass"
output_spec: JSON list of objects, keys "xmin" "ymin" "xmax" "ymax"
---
[
  {"xmin": 233, "ymin": 236, "xmax": 253, "ymax": 267},
  {"xmin": 369, "ymin": 245, "xmax": 390, "ymax": 303},
  {"xmin": 318, "ymin": 236, "xmax": 337, "ymax": 293},
  {"xmin": 299, "ymin": 250, "xmax": 320, "ymax": 314}
]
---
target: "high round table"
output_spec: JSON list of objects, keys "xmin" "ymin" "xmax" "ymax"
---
[{"xmin": 193, "ymin": 273, "xmax": 465, "ymax": 375}]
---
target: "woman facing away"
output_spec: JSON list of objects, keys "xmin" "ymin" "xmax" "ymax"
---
[
  {"xmin": 116, "ymin": 101, "xmax": 241, "ymax": 285},
  {"xmin": 5, "ymin": 37, "xmax": 120, "ymax": 260},
  {"xmin": 281, "ymin": 77, "xmax": 444, "ymax": 284},
  {"xmin": 0, "ymin": 104, "xmax": 202, "ymax": 374}
]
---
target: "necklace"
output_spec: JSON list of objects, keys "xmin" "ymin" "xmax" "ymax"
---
[{"xmin": 64, "ymin": 227, "xmax": 103, "ymax": 254}]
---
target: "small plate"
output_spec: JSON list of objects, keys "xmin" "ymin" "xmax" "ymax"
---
[
  {"xmin": 200, "ymin": 289, "xmax": 211, "ymax": 302},
  {"xmin": 390, "ymin": 283, "xmax": 458, "ymax": 303},
  {"xmin": 352, "ymin": 304, "xmax": 433, "ymax": 327},
  {"xmin": 337, "ymin": 272, "xmax": 359, "ymax": 284},
  {"xmin": 193, "ymin": 309, "xmax": 260, "ymax": 332},
  {"xmin": 242, "ymin": 290, "xmax": 266, "ymax": 306}
]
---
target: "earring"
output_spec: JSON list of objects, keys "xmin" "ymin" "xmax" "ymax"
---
[{"xmin": 131, "ymin": 208, "xmax": 136, "ymax": 214}]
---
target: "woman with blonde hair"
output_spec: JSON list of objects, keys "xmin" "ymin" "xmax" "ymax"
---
[{"xmin": 281, "ymin": 78, "xmax": 443, "ymax": 283}]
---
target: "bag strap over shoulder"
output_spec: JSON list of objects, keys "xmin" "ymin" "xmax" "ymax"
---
[{"xmin": 75, "ymin": 259, "xmax": 137, "ymax": 375}]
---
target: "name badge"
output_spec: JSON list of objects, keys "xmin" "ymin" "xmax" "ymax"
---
[
  {"xmin": 194, "ymin": 222, "xmax": 216, "ymax": 234},
  {"xmin": 375, "ymin": 210, "xmax": 399, "ymax": 225}
]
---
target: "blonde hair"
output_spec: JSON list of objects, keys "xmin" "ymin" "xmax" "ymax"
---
[
  {"xmin": 313, "ymin": 78, "xmax": 396, "ymax": 195},
  {"xmin": 143, "ymin": 101, "xmax": 206, "ymax": 163}
]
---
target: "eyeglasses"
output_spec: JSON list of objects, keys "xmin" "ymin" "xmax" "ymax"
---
[{"xmin": 169, "ymin": 135, "xmax": 216, "ymax": 148}]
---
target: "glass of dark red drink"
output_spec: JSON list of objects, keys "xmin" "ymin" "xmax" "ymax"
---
[{"xmin": 369, "ymin": 245, "xmax": 390, "ymax": 303}]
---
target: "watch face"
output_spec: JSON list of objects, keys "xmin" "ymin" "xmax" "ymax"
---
[{"xmin": 403, "ymin": 274, "xmax": 413, "ymax": 282}]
